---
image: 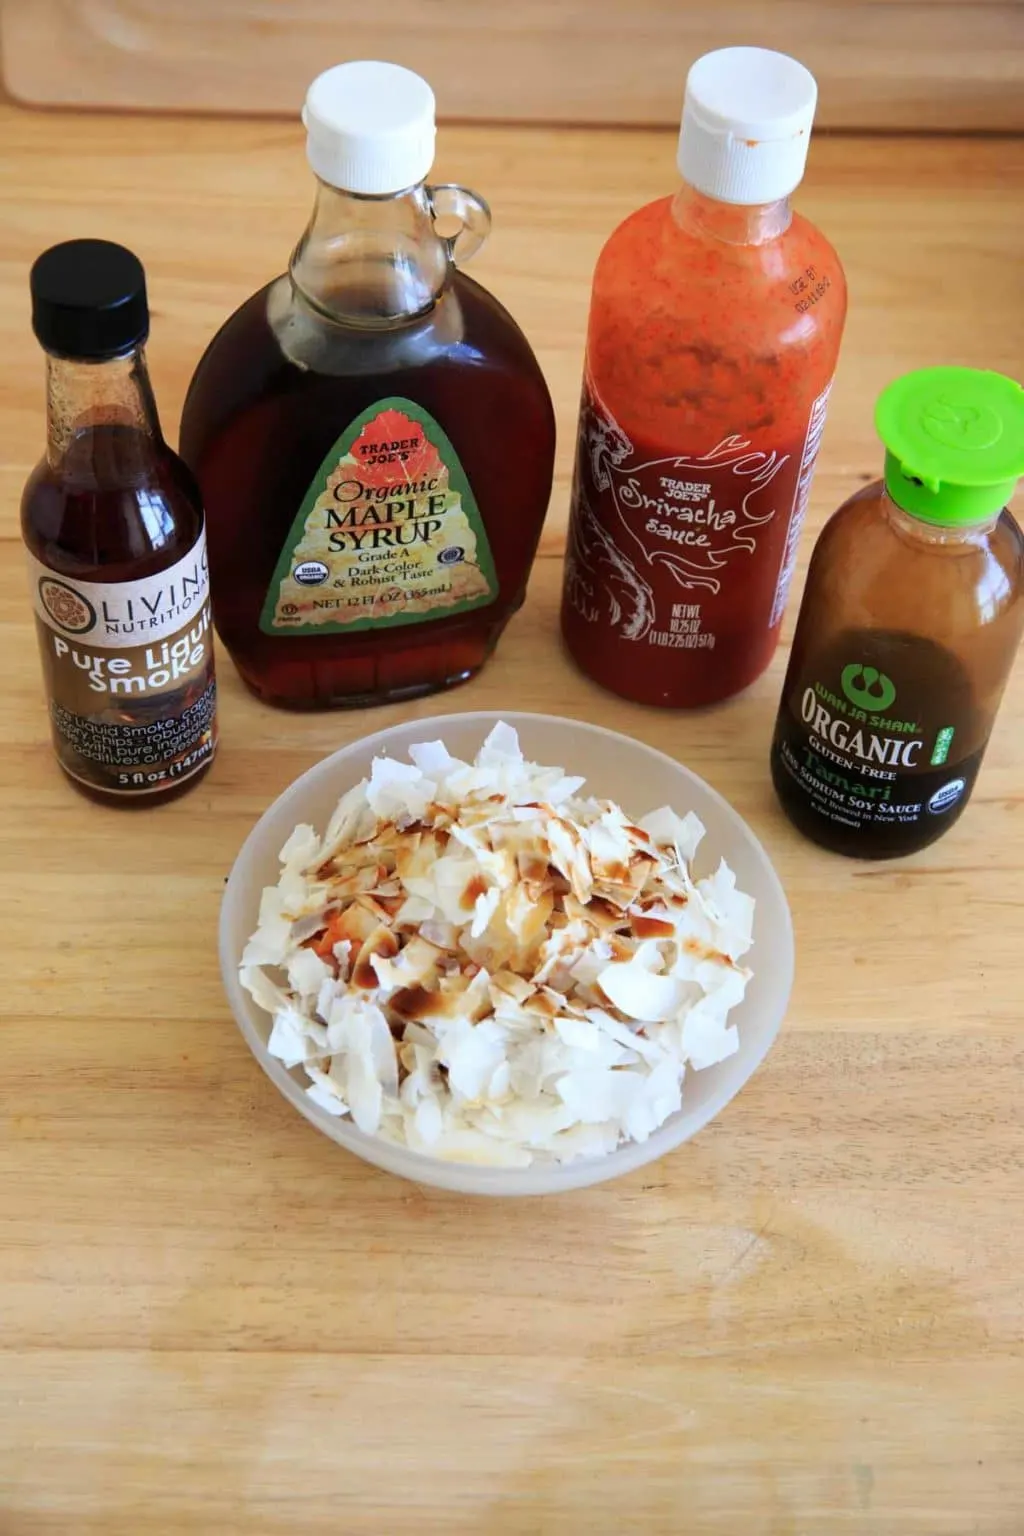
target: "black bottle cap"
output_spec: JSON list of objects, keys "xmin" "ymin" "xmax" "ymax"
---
[{"xmin": 30, "ymin": 239, "xmax": 149, "ymax": 361}]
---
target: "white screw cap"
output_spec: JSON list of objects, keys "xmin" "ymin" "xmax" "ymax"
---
[
  {"xmin": 303, "ymin": 61, "xmax": 436, "ymax": 195},
  {"xmin": 678, "ymin": 47, "xmax": 818, "ymax": 206}
]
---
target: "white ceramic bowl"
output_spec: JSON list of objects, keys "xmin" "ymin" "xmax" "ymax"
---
[{"xmin": 220, "ymin": 711, "xmax": 794, "ymax": 1195}]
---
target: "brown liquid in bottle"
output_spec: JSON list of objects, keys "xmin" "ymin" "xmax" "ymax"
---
[
  {"xmin": 180, "ymin": 270, "xmax": 554, "ymax": 709},
  {"xmin": 25, "ymin": 239, "xmax": 217, "ymax": 806},
  {"xmin": 23, "ymin": 422, "xmax": 214, "ymax": 807},
  {"xmin": 770, "ymin": 482, "xmax": 1024, "ymax": 858},
  {"xmin": 772, "ymin": 625, "xmax": 988, "ymax": 856},
  {"xmin": 180, "ymin": 59, "xmax": 555, "ymax": 717}
]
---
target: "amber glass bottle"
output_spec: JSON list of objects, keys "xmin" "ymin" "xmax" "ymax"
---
[
  {"xmin": 23, "ymin": 240, "xmax": 217, "ymax": 805},
  {"xmin": 771, "ymin": 367, "xmax": 1024, "ymax": 858},
  {"xmin": 180, "ymin": 61, "xmax": 555, "ymax": 710}
]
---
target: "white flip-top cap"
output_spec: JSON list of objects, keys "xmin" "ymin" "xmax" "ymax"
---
[
  {"xmin": 678, "ymin": 47, "xmax": 817, "ymax": 205},
  {"xmin": 303, "ymin": 61, "xmax": 436, "ymax": 195}
]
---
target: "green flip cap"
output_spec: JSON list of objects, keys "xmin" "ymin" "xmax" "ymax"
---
[{"xmin": 875, "ymin": 366, "xmax": 1024, "ymax": 526}]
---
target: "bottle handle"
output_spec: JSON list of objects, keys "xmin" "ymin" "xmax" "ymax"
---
[{"xmin": 426, "ymin": 183, "xmax": 491, "ymax": 268}]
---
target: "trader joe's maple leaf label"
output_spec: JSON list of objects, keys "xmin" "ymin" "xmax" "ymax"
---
[{"xmin": 260, "ymin": 399, "xmax": 497, "ymax": 635}]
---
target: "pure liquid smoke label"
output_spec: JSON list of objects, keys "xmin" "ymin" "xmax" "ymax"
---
[
  {"xmin": 260, "ymin": 399, "xmax": 498, "ymax": 635},
  {"xmin": 28, "ymin": 534, "xmax": 217, "ymax": 794}
]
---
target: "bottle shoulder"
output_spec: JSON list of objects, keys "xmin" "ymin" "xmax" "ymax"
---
[
  {"xmin": 22, "ymin": 439, "xmax": 204, "ymax": 582},
  {"xmin": 585, "ymin": 194, "xmax": 846, "ymax": 447},
  {"xmin": 816, "ymin": 483, "xmax": 1024, "ymax": 570},
  {"xmin": 812, "ymin": 480, "xmax": 888, "ymax": 547},
  {"xmin": 188, "ymin": 268, "xmax": 545, "ymax": 372},
  {"xmin": 180, "ymin": 269, "xmax": 551, "ymax": 459},
  {"xmin": 592, "ymin": 195, "xmax": 846, "ymax": 302},
  {"xmin": 803, "ymin": 483, "xmax": 1024, "ymax": 634}
]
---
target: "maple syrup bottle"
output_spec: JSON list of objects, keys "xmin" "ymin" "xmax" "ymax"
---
[
  {"xmin": 23, "ymin": 240, "xmax": 217, "ymax": 804},
  {"xmin": 180, "ymin": 61, "xmax": 555, "ymax": 709}
]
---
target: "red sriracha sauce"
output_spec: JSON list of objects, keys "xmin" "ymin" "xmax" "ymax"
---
[{"xmin": 562, "ymin": 47, "xmax": 847, "ymax": 708}]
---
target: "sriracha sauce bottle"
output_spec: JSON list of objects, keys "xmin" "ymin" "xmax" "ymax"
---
[{"xmin": 562, "ymin": 47, "xmax": 846, "ymax": 708}]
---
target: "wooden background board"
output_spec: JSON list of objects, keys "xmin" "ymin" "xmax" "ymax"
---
[
  {"xmin": 1, "ymin": 101, "xmax": 1024, "ymax": 1531},
  {"xmin": 2, "ymin": 0, "xmax": 1023, "ymax": 130}
]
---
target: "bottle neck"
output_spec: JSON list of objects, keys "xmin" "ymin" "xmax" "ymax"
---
[
  {"xmin": 883, "ymin": 487, "xmax": 1000, "ymax": 548},
  {"xmin": 671, "ymin": 182, "xmax": 792, "ymax": 245},
  {"xmin": 45, "ymin": 348, "xmax": 163, "ymax": 477},
  {"xmin": 290, "ymin": 180, "xmax": 450, "ymax": 327}
]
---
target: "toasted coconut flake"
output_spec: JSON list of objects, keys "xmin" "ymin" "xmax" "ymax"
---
[
  {"xmin": 332, "ymin": 904, "xmax": 383, "ymax": 950},
  {"xmin": 418, "ymin": 918, "xmax": 459, "ymax": 949},
  {"xmin": 319, "ymin": 780, "xmax": 373, "ymax": 863},
  {"xmin": 564, "ymin": 893, "xmax": 623, "ymax": 934},
  {"xmin": 351, "ymin": 926, "xmax": 400, "ymax": 989},
  {"xmin": 290, "ymin": 913, "xmax": 328, "ymax": 946},
  {"xmin": 393, "ymin": 893, "xmax": 436, "ymax": 928},
  {"xmin": 547, "ymin": 816, "xmax": 594, "ymax": 904},
  {"xmin": 470, "ymin": 885, "xmax": 501, "ymax": 938},
  {"xmin": 629, "ymin": 912, "xmax": 676, "ymax": 940},
  {"xmin": 371, "ymin": 935, "xmax": 445, "ymax": 994},
  {"xmin": 241, "ymin": 725, "xmax": 754, "ymax": 1166}
]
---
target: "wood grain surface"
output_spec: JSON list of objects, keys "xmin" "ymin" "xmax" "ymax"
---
[
  {"xmin": 1, "ymin": 104, "xmax": 1023, "ymax": 1533},
  {"xmin": 2, "ymin": 0, "xmax": 1024, "ymax": 130}
]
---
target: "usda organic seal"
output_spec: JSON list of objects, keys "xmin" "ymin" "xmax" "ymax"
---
[
  {"xmin": 927, "ymin": 778, "xmax": 966, "ymax": 815},
  {"xmin": 293, "ymin": 560, "xmax": 329, "ymax": 586}
]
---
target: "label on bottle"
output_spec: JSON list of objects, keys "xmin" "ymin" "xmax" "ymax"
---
[
  {"xmin": 769, "ymin": 380, "xmax": 833, "ymax": 629},
  {"xmin": 259, "ymin": 399, "xmax": 498, "ymax": 635},
  {"xmin": 563, "ymin": 375, "xmax": 832, "ymax": 675},
  {"xmin": 771, "ymin": 628, "xmax": 983, "ymax": 852},
  {"xmin": 28, "ymin": 533, "xmax": 217, "ymax": 795}
]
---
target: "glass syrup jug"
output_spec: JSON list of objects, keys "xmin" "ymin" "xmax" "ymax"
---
[{"xmin": 180, "ymin": 61, "xmax": 556, "ymax": 709}]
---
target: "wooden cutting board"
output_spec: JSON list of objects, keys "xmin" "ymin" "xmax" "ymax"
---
[
  {"xmin": 2, "ymin": 104, "xmax": 1024, "ymax": 1536},
  {"xmin": 2, "ymin": 0, "xmax": 1022, "ymax": 129}
]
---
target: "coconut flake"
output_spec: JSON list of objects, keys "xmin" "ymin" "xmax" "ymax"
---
[
  {"xmin": 408, "ymin": 740, "xmax": 458, "ymax": 776},
  {"xmin": 286, "ymin": 946, "xmax": 332, "ymax": 1000},
  {"xmin": 366, "ymin": 756, "xmax": 436, "ymax": 822},
  {"xmin": 306, "ymin": 1069, "xmax": 348, "ymax": 1117},
  {"xmin": 280, "ymin": 822, "xmax": 320, "ymax": 870},
  {"xmin": 478, "ymin": 721, "xmax": 523, "ymax": 765},
  {"xmin": 597, "ymin": 953, "xmax": 688, "ymax": 1023},
  {"xmin": 243, "ymin": 723, "xmax": 756, "ymax": 1165},
  {"xmin": 240, "ymin": 965, "xmax": 290, "ymax": 1016},
  {"xmin": 241, "ymin": 885, "xmax": 292, "ymax": 967},
  {"xmin": 268, "ymin": 1006, "xmax": 327, "ymax": 1069},
  {"xmin": 639, "ymin": 806, "xmax": 705, "ymax": 864}
]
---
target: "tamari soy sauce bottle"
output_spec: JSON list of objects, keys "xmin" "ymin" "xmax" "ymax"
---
[
  {"xmin": 771, "ymin": 367, "xmax": 1024, "ymax": 858},
  {"xmin": 181, "ymin": 61, "xmax": 555, "ymax": 709},
  {"xmin": 23, "ymin": 240, "xmax": 217, "ymax": 805}
]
